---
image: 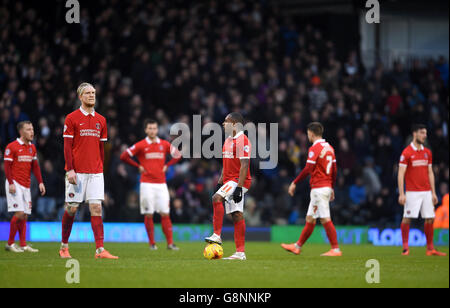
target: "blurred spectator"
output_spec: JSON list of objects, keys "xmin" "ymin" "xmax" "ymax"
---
[
  {"xmin": 349, "ymin": 178, "xmax": 366, "ymax": 206},
  {"xmin": 434, "ymin": 193, "xmax": 449, "ymax": 229}
]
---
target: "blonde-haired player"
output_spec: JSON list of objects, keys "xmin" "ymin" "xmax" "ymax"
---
[{"xmin": 59, "ymin": 82, "xmax": 118, "ymax": 259}]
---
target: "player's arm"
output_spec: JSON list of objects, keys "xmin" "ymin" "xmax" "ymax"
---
[
  {"xmin": 163, "ymin": 143, "xmax": 182, "ymax": 172},
  {"xmin": 330, "ymin": 160, "xmax": 337, "ymax": 201},
  {"xmin": 63, "ymin": 117, "xmax": 77, "ymax": 184},
  {"xmin": 288, "ymin": 162, "xmax": 314, "ymax": 197},
  {"xmin": 233, "ymin": 158, "xmax": 249, "ymax": 203},
  {"xmin": 4, "ymin": 159, "xmax": 15, "ymax": 194},
  {"xmin": 31, "ymin": 158, "xmax": 45, "ymax": 196},
  {"xmin": 428, "ymin": 164, "xmax": 438, "ymax": 205},
  {"xmin": 120, "ymin": 146, "xmax": 147, "ymax": 174},
  {"xmin": 397, "ymin": 164, "xmax": 407, "ymax": 206}
]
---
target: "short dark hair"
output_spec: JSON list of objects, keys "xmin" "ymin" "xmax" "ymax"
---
[
  {"xmin": 307, "ymin": 122, "xmax": 324, "ymax": 137},
  {"xmin": 227, "ymin": 112, "xmax": 244, "ymax": 124},
  {"xmin": 412, "ymin": 124, "xmax": 427, "ymax": 133},
  {"xmin": 144, "ymin": 119, "xmax": 158, "ymax": 130},
  {"xmin": 17, "ymin": 121, "xmax": 32, "ymax": 132}
]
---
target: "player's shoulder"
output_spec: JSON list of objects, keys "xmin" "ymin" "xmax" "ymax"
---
[
  {"xmin": 5, "ymin": 139, "xmax": 19, "ymax": 150},
  {"xmin": 94, "ymin": 111, "xmax": 106, "ymax": 122},
  {"xmin": 423, "ymin": 146, "xmax": 432, "ymax": 154},
  {"xmin": 66, "ymin": 109, "xmax": 81, "ymax": 119}
]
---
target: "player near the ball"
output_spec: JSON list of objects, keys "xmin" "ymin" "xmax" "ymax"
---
[
  {"xmin": 281, "ymin": 122, "xmax": 341, "ymax": 256},
  {"xmin": 59, "ymin": 82, "xmax": 118, "ymax": 259},
  {"xmin": 4, "ymin": 121, "xmax": 46, "ymax": 253},
  {"xmin": 205, "ymin": 112, "xmax": 251, "ymax": 260},
  {"xmin": 120, "ymin": 119, "xmax": 182, "ymax": 250},
  {"xmin": 398, "ymin": 124, "xmax": 446, "ymax": 256}
]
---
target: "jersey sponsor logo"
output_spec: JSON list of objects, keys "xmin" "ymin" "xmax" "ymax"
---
[
  {"xmin": 412, "ymin": 160, "xmax": 428, "ymax": 167},
  {"xmin": 79, "ymin": 129, "xmax": 100, "ymax": 137},
  {"xmin": 223, "ymin": 151, "xmax": 234, "ymax": 159},
  {"xmin": 79, "ymin": 123, "xmax": 85, "ymax": 126},
  {"xmin": 17, "ymin": 155, "xmax": 33, "ymax": 162},
  {"xmin": 145, "ymin": 152, "xmax": 165, "ymax": 159}
]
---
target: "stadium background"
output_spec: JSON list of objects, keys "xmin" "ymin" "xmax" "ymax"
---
[{"xmin": 0, "ymin": 0, "xmax": 448, "ymax": 245}]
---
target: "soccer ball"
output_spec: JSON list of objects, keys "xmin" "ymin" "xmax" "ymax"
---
[{"xmin": 203, "ymin": 243, "xmax": 223, "ymax": 260}]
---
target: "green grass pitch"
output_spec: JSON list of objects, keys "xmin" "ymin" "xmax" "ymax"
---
[{"xmin": 0, "ymin": 242, "xmax": 448, "ymax": 288}]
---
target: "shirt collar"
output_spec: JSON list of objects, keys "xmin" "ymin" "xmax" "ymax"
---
[
  {"xmin": 233, "ymin": 131, "xmax": 244, "ymax": 139},
  {"xmin": 80, "ymin": 106, "xmax": 95, "ymax": 116},
  {"xmin": 313, "ymin": 139, "xmax": 325, "ymax": 146},
  {"xmin": 410, "ymin": 142, "xmax": 423, "ymax": 151},
  {"xmin": 146, "ymin": 137, "xmax": 160, "ymax": 144},
  {"xmin": 17, "ymin": 138, "xmax": 24, "ymax": 145}
]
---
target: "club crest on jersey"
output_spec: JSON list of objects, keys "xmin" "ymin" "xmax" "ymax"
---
[
  {"xmin": 424, "ymin": 153, "xmax": 428, "ymax": 159},
  {"xmin": 96, "ymin": 123, "xmax": 101, "ymax": 130},
  {"xmin": 243, "ymin": 145, "xmax": 250, "ymax": 153},
  {"xmin": 13, "ymin": 204, "xmax": 18, "ymax": 208},
  {"xmin": 159, "ymin": 145, "xmax": 163, "ymax": 151},
  {"xmin": 29, "ymin": 148, "xmax": 33, "ymax": 153}
]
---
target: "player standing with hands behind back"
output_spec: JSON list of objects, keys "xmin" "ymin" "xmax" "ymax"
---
[
  {"xmin": 59, "ymin": 82, "xmax": 118, "ymax": 259},
  {"xmin": 398, "ymin": 124, "xmax": 446, "ymax": 256},
  {"xmin": 281, "ymin": 122, "xmax": 341, "ymax": 257}
]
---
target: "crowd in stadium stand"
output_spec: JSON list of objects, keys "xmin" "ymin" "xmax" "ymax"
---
[{"xmin": 0, "ymin": 0, "xmax": 448, "ymax": 228}]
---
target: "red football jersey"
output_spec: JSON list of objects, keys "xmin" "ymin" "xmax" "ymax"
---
[
  {"xmin": 3, "ymin": 138, "xmax": 38, "ymax": 188},
  {"xmin": 63, "ymin": 107, "xmax": 107, "ymax": 173},
  {"xmin": 306, "ymin": 139, "xmax": 336, "ymax": 189},
  {"xmin": 222, "ymin": 131, "xmax": 252, "ymax": 189},
  {"xmin": 127, "ymin": 137, "xmax": 180, "ymax": 184},
  {"xmin": 399, "ymin": 143, "xmax": 432, "ymax": 191}
]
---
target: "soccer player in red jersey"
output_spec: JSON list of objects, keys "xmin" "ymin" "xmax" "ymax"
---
[
  {"xmin": 59, "ymin": 82, "xmax": 118, "ymax": 259},
  {"xmin": 281, "ymin": 122, "xmax": 342, "ymax": 256},
  {"xmin": 398, "ymin": 124, "xmax": 446, "ymax": 256},
  {"xmin": 205, "ymin": 112, "xmax": 251, "ymax": 260},
  {"xmin": 4, "ymin": 121, "xmax": 46, "ymax": 253},
  {"xmin": 120, "ymin": 119, "xmax": 182, "ymax": 250}
]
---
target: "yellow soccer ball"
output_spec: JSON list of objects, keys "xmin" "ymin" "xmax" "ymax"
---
[{"xmin": 203, "ymin": 243, "xmax": 224, "ymax": 260}]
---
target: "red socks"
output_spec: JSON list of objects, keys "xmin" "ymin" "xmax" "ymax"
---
[
  {"xmin": 62, "ymin": 211, "xmax": 75, "ymax": 244},
  {"xmin": 144, "ymin": 216, "xmax": 155, "ymax": 245},
  {"xmin": 234, "ymin": 219, "xmax": 246, "ymax": 252},
  {"xmin": 323, "ymin": 221, "xmax": 339, "ymax": 249},
  {"xmin": 213, "ymin": 201, "xmax": 224, "ymax": 236},
  {"xmin": 297, "ymin": 222, "xmax": 315, "ymax": 247},
  {"xmin": 90, "ymin": 216, "xmax": 104, "ymax": 249},
  {"xmin": 8, "ymin": 216, "xmax": 19, "ymax": 246},
  {"xmin": 401, "ymin": 223, "xmax": 410, "ymax": 250},
  {"xmin": 18, "ymin": 218, "xmax": 27, "ymax": 247},
  {"xmin": 161, "ymin": 216, "xmax": 174, "ymax": 245},
  {"xmin": 424, "ymin": 222, "xmax": 434, "ymax": 251}
]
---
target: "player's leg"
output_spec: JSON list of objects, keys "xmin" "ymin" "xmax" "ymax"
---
[
  {"xmin": 281, "ymin": 215, "xmax": 316, "ymax": 255},
  {"xmin": 156, "ymin": 184, "xmax": 178, "ymax": 250},
  {"xmin": 141, "ymin": 183, "xmax": 157, "ymax": 249},
  {"xmin": 401, "ymin": 191, "xmax": 421, "ymax": 255},
  {"xmin": 5, "ymin": 181, "xmax": 26, "ymax": 252},
  {"xmin": 205, "ymin": 189, "xmax": 227, "ymax": 245},
  {"xmin": 87, "ymin": 173, "xmax": 118, "ymax": 259},
  {"xmin": 222, "ymin": 184, "xmax": 248, "ymax": 260},
  {"xmin": 19, "ymin": 187, "xmax": 38, "ymax": 252},
  {"xmin": 319, "ymin": 217, "xmax": 341, "ymax": 256},
  {"xmin": 422, "ymin": 192, "xmax": 446, "ymax": 256}
]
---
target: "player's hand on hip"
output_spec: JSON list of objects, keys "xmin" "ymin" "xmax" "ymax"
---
[
  {"xmin": 138, "ymin": 165, "xmax": 146, "ymax": 174},
  {"xmin": 233, "ymin": 187, "xmax": 243, "ymax": 203},
  {"xmin": 398, "ymin": 194, "xmax": 406, "ymax": 206},
  {"xmin": 39, "ymin": 183, "xmax": 46, "ymax": 196},
  {"xmin": 67, "ymin": 170, "xmax": 77, "ymax": 185},
  {"xmin": 432, "ymin": 193, "xmax": 438, "ymax": 206},
  {"xmin": 9, "ymin": 184, "xmax": 16, "ymax": 194},
  {"xmin": 330, "ymin": 189, "xmax": 335, "ymax": 202},
  {"xmin": 288, "ymin": 183, "xmax": 296, "ymax": 197},
  {"xmin": 162, "ymin": 165, "xmax": 168, "ymax": 173}
]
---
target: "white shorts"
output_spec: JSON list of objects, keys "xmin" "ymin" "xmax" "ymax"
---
[
  {"xmin": 404, "ymin": 191, "xmax": 435, "ymax": 219},
  {"xmin": 216, "ymin": 180, "xmax": 248, "ymax": 215},
  {"xmin": 5, "ymin": 180, "xmax": 32, "ymax": 215},
  {"xmin": 65, "ymin": 173, "xmax": 104, "ymax": 205},
  {"xmin": 306, "ymin": 187, "xmax": 332, "ymax": 219},
  {"xmin": 140, "ymin": 183, "xmax": 170, "ymax": 215}
]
